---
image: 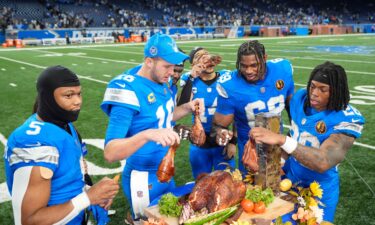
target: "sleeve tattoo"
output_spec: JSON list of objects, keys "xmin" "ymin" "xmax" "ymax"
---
[{"xmin": 291, "ymin": 133, "xmax": 355, "ymax": 173}]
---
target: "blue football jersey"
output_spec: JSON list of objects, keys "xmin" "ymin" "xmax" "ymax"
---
[
  {"xmin": 101, "ymin": 73, "xmax": 174, "ymax": 170},
  {"xmin": 216, "ymin": 58, "xmax": 294, "ymax": 143},
  {"xmin": 4, "ymin": 114, "xmax": 85, "ymax": 224},
  {"xmin": 287, "ymin": 89, "xmax": 365, "ymax": 182},
  {"xmin": 125, "ymin": 64, "xmax": 142, "ymax": 75},
  {"xmin": 169, "ymin": 83, "xmax": 178, "ymax": 103},
  {"xmin": 191, "ymin": 70, "xmax": 231, "ymax": 133},
  {"xmin": 126, "ymin": 64, "xmax": 178, "ymax": 102},
  {"xmin": 179, "ymin": 72, "xmax": 191, "ymax": 87}
]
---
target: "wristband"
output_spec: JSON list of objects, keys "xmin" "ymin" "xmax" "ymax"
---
[
  {"xmin": 229, "ymin": 136, "xmax": 238, "ymax": 145},
  {"xmin": 280, "ymin": 136, "xmax": 298, "ymax": 154},
  {"xmin": 71, "ymin": 192, "xmax": 91, "ymax": 212}
]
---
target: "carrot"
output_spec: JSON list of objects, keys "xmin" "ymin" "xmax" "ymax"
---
[{"xmin": 113, "ymin": 174, "xmax": 120, "ymax": 183}]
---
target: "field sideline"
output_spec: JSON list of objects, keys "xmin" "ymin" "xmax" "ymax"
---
[{"xmin": 0, "ymin": 34, "xmax": 374, "ymax": 224}]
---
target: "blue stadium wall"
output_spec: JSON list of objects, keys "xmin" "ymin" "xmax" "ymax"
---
[
  {"xmin": 2, "ymin": 24, "xmax": 374, "ymax": 41},
  {"xmin": 0, "ymin": 33, "xmax": 4, "ymax": 43}
]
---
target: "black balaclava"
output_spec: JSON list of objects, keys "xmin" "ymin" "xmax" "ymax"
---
[{"xmin": 36, "ymin": 65, "xmax": 80, "ymax": 129}]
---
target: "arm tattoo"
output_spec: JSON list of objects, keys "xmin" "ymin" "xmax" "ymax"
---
[{"xmin": 291, "ymin": 133, "xmax": 355, "ymax": 173}]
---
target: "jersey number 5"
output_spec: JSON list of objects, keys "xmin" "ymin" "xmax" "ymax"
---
[{"xmin": 26, "ymin": 121, "xmax": 44, "ymax": 135}]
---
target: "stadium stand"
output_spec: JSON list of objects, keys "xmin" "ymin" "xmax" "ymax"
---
[
  {"xmin": 0, "ymin": 0, "xmax": 374, "ymax": 46},
  {"xmin": 1, "ymin": 0, "xmax": 375, "ymax": 30}
]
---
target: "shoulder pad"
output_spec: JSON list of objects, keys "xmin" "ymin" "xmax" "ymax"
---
[
  {"xmin": 109, "ymin": 74, "xmax": 137, "ymax": 88},
  {"xmin": 217, "ymin": 71, "xmax": 233, "ymax": 84},
  {"xmin": 102, "ymin": 75, "xmax": 140, "ymax": 114},
  {"xmin": 218, "ymin": 69, "xmax": 231, "ymax": 76},
  {"xmin": 125, "ymin": 64, "xmax": 142, "ymax": 75},
  {"xmin": 180, "ymin": 72, "xmax": 191, "ymax": 87},
  {"xmin": 216, "ymin": 83, "xmax": 229, "ymax": 98}
]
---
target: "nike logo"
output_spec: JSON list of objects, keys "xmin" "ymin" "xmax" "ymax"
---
[
  {"xmin": 25, "ymin": 142, "xmax": 42, "ymax": 147},
  {"xmin": 352, "ymin": 119, "xmax": 361, "ymax": 123},
  {"xmin": 115, "ymin": 83, "xmax": 126, "ymax": 88}
]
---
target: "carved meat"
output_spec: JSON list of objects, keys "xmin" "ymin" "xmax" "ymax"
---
[
  {"xmin": 242, "ymin": 138, "xmax": 259, "ymax": 172},
  {"xmin": 188, "ymin": 171, "xmax": 246, "ymax": 213},
  {"xmin": 157, "ymin": 142, "xmax": 179, "ymax": 183},
  {"xmin": 190, "ymin": 105, "xmax": 206, "ymax": 146}
]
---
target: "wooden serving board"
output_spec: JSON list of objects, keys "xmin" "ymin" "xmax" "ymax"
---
[
  {"xmin": 144, "ymin": 205, "xmax": 179, "ymax": 225},
  {"xmin": 238, "ymin": 197, "xmax": 294, "ymax": 221},
  {"xmin": 144, "ymin": 197, "xmax": 294, "ymax": 225}
]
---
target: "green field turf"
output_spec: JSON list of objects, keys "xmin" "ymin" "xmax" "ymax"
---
[{"xmin": 0, "ymin": 34, "xmax": 374, "ymax": 224}]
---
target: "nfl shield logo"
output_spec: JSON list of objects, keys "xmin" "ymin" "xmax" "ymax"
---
[
  {"xmin": 149, "ymin": 46, "xmax": 158, "ymax": 56},
  {"xmin": 137, "ymin": 191, "xmax": 143, "ymax": 198},
  {"xmin": 147, "ymin": 92, "xmax": 156, "ymax": 103}
]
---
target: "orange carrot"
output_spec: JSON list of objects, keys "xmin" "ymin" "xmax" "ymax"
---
[{"xmin": 113, "ymin": 174, "xmax": 120, "ymax": 183}]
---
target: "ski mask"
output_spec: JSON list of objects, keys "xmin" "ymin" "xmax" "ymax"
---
[{"xmin": 36, "ymin": 65, "xmax": 81, "ymax": 128}]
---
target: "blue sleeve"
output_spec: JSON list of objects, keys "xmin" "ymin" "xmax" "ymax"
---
[
  {"xmin": 285, "ymin": 60, "xmax": 295, "ymax": 97},
  {"xmin": 216, "ymin": 95, "xmax": 235, "ymax": 115},
  {"xmin": 179, "ymin": 72, "xmax": 191, "ymax": 87},
  {"xmin": 105, "ymin": 105, "xmax": 136, "ymax": 145},
  {"xmin": 215, "ymin": 83, "xmax": 235, "ymax": 115},
  {"xmin": 331, "ymin": 105, "xmax": 365, "ymax": 138}
]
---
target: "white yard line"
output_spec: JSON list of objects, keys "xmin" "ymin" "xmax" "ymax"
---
[
  {"xmin": 208, "ymin": 47, "xmax": 375, "ymax": 57},
  {"xmin": 293, "ymin": 65, "xmax": 375, "ymax": 76},
  {"xmin": 295, "ymin": 82, "xmax": 375, "ymax": 96},
  {"xmin": 344, "ymin": 157, "xmax": 375, "ymax": 198},
  {"xmin": 0, "ymin": 132, "xmax": 7, "ymax": 146},
  {"xmin": 0, "ymin": 33, "xmax": 374, "ymax": 52},
  {"xmin": 81, "ymin": 47, "xmax": 144, "ymax": 55},
  {"xmin": 268, "ymin": 54, "xmax": 375, "ymax": 64},
  {"xmin": 0, "ymin": 56, "xmax": 109, "ymax": 84},
  {"xmin": 30, "ymin": 49, "xmax": 140, "ymax": 65},
  {"xmin": 25, "ymin": 48, "xmax": 375, "ymax": 77},
  {"xmin": 220, "ymin": 59, "xmax": 375, "ymax": 76}
]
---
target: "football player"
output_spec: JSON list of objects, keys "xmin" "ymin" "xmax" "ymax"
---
[
  {"xmin": 212, "ymin": 40, "xmax": 295, "ymax": 174},
  {"xmin": 101, "ymin": 34, "xmax": 203, "ymax": 222},
  {"xmin": 4, "ymin": 66, "xmax": 119, "ymax": 225},
  {"xmin": 250, "ymin": 61, "xmax": 365, "ymax": 222},
  {"xmin": 126, "ymin": 47, "xmax": 186, "ymax": 104},
  {"xmin": 178, "ymin": 47, "xmax": 235, "ymax": 179}
]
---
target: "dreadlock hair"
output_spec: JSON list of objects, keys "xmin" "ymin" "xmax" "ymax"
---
[
  {"xmin": 306, "ymin": 61, "xmax": 350, "ymax": 111},
  {"xmin": 236, "ymin": 40, "xmax": 266, "ymax": 80}
]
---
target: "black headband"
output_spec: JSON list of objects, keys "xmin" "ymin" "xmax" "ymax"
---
[{"xmin": 311, "ymin": 71, "xmax": 330, "ymax": 85}]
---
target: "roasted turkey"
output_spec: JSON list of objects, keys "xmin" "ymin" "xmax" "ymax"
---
[
  {"xmin": 190, "ymin": 104, "xmax": 206, "ymax": 146},
  {"xmin": 188, "ymin": 171, "xmax": 246, "ymax": 213},
  {"xmin": 242, "ymin": 138, "xmax": 259, "ymax": 172},
  {"xmin": 157, "ymin": 142, "xmax": 179, "ymax": 183}
]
